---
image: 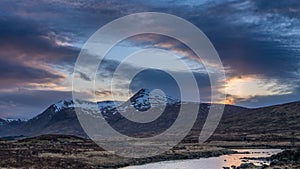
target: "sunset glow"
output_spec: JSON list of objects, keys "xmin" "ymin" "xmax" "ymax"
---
[{"xmin": 0, "ymin": 0, "xmax": 299, "ymax": 119}]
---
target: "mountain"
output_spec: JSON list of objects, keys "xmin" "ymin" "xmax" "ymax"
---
[
  {"xmin": 209, "ymin": 101, "xmax": 300, "ymax": 142},
  {"xmin": 0, "ymin": 89, "xmax": 299, "ymax": 143},
  {"xmin": 0, "ymin": 100, "xmax": 85, "ymax": 138},
  {"xmin": 220, "ymin": 101, "xmax": 300, "ymax": 134},
  {"xmin": 0, "ymin": 118, "xmax": 8, "ymax": 126},
  {"xmin": 129, "ymin": 88, "xmax": 179, "ymax": 111}
]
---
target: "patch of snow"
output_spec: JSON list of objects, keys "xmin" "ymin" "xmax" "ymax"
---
[
  {"xmin": 53, "ymin": 99, "xmax": 74, "ymax": 112},
  {"xmin": 50, "ymin": 89, "xmax": 179, "ymax": 118}
]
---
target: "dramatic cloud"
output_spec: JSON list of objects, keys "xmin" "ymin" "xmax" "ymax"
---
[
  {"xmin": 0, "ymin": 0, "xmax": 299, "ymax": 119},
  {"xmin": 0, "ymin": 90, "xmax": 72, "ymax": 119},
  {"xmin": 0, "ymin": 15, "xmax": 79, "ymax": 65},
  {"xmin": 0, "ymin": 57, "xmax": 64, "ymax": 89}
]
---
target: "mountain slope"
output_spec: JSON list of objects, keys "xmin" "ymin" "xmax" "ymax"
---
[
  {"xmin": 0, "ymin": 89, "xmax": 299, "ymax": 143},
  {"xmin": 212, "ymin": 101, "xmax": 300, "ymax": 141}
]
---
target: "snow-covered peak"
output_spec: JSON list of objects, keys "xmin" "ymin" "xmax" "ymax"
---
[
  {"xmin": 51, "ymin": 89, "xmax": 179, "ymax": 114},
  {"xmin": 129, "ymin": 88, "xmax": 179, "ymax": 111},
  {"xmin": 53, "ymin": 100, "xmax": 74, "ymax": 112},
  {"xmin": 52, "ymin": 99, "xmax": 122, "ymax": 113},
  {"xmin": 98, "ymin": 101, "xmax": 117, "ymax": 110}
]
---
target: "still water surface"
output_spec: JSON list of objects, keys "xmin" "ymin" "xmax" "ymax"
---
[{"xmin": 122, "ymin": 149, "xmax": 282, "ymax": 169}]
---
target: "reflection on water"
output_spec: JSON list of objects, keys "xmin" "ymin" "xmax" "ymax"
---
[{"xmin": 122, "ymin": 149, "xmax": 282, "ymax": 169}]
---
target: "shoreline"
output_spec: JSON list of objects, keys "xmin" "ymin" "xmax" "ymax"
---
[
  {"xmin": 121, "ymin": 147, "xmax": 290, "ymax": 169},
  {"xmin": 116, "ymin": 146, "xmax": 237, "ymax": 168},
  {"xmin": 0, "ymin": 135, "xmax": 297, "ymax": 168}
]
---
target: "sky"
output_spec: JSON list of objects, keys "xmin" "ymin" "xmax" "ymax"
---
[{"xmin": 0, "ymin": 0, "xmax": 299, "ymax": 119}]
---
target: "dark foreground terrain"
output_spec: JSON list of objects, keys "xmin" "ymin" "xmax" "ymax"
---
[
  {"xmin": 232, "ymin": 148, "xmax": 300, "ymax": 169},
  {"xmin": 0, "ymin": 134, "xmax": 236, "ymax": 169},
  {"xmin": 0, "ymin": 134, "xmax": 299, "ymax": 169}
]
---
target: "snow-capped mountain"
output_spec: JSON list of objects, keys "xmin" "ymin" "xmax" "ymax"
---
[
  {"xmin": 0, "ymin": 88, "xmax": 268, "ymax": 140},
  {"xmin": 53, "ymin": 100, "xmax": 74, "ymax": 112},
  {"xmin": 0, "ymin": 88, "xmax": 182, "ymax": 137},
  {"xmin": 50, "ymin": 89, "xmax": 178, "ymax": 115},
  {"xmin": 129, "ymin": 88, "xmax": 179, "ymax": 111},
  {"xmin": 52, "ymin": 99, "xmax": 117, "ymax": 114}
]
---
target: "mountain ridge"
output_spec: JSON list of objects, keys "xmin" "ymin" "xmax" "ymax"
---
[{"xmin": 0, "ymin": 88, "xmax": 299, "ymax": 142}]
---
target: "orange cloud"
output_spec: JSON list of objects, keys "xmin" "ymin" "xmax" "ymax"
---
[{"xmin": 223, "ymin": 75, "xmax": 292, "ymax": 104}]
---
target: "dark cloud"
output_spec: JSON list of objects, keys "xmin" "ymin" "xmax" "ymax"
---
[
  {"xmin": 76, "ymin": 71, "xmax": 92, "ymax": 81},
  {"xmin": 0, "ymin": 90, "xmax": 72, "ymax": 119},
  {"xmin": 129, "ymin": 69, "xmax": 181, "ymax": 99},
  {"xmin": 0, "ymin": 0, "xmax": 299, "ymax": 119},
  {"xmin": 120, "ymin": 0, "xmax": 300, "ymax": 106},
  {"xmin": 196, "ymin": 0, "xmax": 300, "ymax": 79},
  {"xmin": 0, "ymin": 57, "xmax": 64, "ymax": 88},
  {"xmin": 0, "ymin": 15, "xmax": 79, "ymax": 66},
  {"xmin": 95, "ymin": 90, "xmax": 112, "ymax": 98},
  {"xmin": 96, "ymin": 57, "xmax": 211, "ymax": 102},
  {"xmin": 127, "ymin": 69, "xmax": 211, "ymax": 102},
  {"xmin": 0, "ymin": 14, "xmax": 79, "ymax": 92},
  {"xmin": 252, "ymin": 0, "xmax": 300, "ymax": 18}
]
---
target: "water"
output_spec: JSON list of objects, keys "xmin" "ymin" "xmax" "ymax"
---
[{"xmin": 122, "ymin": 149, "xmax": 282, "ymax": 169}]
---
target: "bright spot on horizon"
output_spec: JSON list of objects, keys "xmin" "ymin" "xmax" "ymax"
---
[{"xmin": 224, "ymin": 76, "xmax": 292, "ymax": 104}]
